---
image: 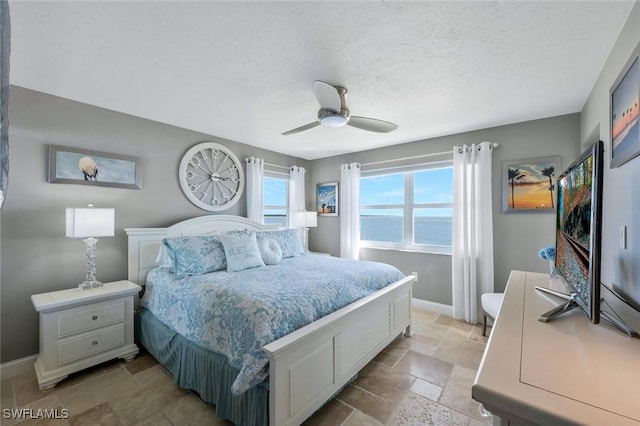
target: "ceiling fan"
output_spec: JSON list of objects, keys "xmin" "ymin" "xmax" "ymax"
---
[{"xmin": 282, "ymin": 81, "xmax": 399, "ymax": 136}]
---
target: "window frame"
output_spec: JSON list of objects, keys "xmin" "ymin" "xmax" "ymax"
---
[
  {"xmin": 359, "ymin": 160, "xmax": 453, "ymax": 255},
  {"xmin": 262, "ymin": 171, "xmax": 289, "ymax": 226}
]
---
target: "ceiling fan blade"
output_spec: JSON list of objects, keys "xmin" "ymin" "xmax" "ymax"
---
[
  {"xmin": 313, "ymin": 80, "xmax": 341, "ymax": 113},
  {"xmin": 347, "ymin": 116, "xmax": 398, "ymax": 133},
  {"xmin": 282, "ymin": 121, "xmax": 320, "ymax": 136}
]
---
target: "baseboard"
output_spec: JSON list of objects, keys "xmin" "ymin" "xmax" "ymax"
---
[
  {"xmin": 412, "ymin": 298, "xmax": 453, "ymax": 316},
  {"xmin": 0, "ymin": 354, "xmax": 37, "ymax": 381}
]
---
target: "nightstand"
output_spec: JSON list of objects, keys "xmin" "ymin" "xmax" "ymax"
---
[
  {"xmin": 31, "ymin": 280, "xmax": 140, "ymax": 390},
  {"xmin": 309, "ymin": 251, "xmax": 331, "ymax": 256}
]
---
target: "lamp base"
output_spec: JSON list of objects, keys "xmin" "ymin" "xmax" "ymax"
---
[
  {"xmin": 78, "ymin": 280, "xmax": 103, "ymax": 290},
  {"xmin": 303, "ymin": 227, "xmax": 309, "ymax": 252},
  {"xmin": 81, "ymin": 237, "xmax": 102, "ymax": 290}
]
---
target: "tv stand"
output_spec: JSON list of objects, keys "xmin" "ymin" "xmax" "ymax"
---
[
  {"xmin": 533, "ymin": 285, "xmax": 572, "ymax": 300},
  {"xmin": 600, "ymin": 303, "xmax": 640, "ymax": 338},
  {"xmin": 534, "ymin": 285, "xmax": 640, "ymax": 337},
  {"xmin": 534, "ymin": 285, "xmax": 579, "ymax": 323},
  {"xmin": 473, "ymin": 271, "xmax": 640, "ymax": 426}
]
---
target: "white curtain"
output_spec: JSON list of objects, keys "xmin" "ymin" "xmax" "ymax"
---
[
  {"xmin": 288, "ymin": 166, "xmax": 306, "ymax": 229},
  {"xmin": 452, "ymin": 141, "xmax": 494, "ymax": 324},
  {"xmin": 245, "ymin": 157, "xmax": 264, "ymax": 223},
  {"xmin": 340, "ymin": 162, "xmax": 361, "ymax": 260}
]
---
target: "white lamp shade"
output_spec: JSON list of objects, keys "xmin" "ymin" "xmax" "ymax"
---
[
  {"xmin": 305, "ymin": 211, "xmax": 317, "ymax": 228},
  {"xmin": 66, "ymin": 208, "xmax": 115, "ymax": 238},
  {"xmin": 294, "ymin": 211, "xmax": 318, "ymax": 228},
  {"xmin": 293, "ymin": 211, "xmax": 306, "ymax": 227}
]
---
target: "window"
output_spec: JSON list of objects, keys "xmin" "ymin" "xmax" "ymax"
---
[
  {"xmin": 361, "ymin": 173, "xmax": 404, "ymax": 243},
  {"xmin": 263, "ymin": 175, "xmax": 289, "ymax": 226},
  {"xmin": 360, "ymin": 163, "xmax": 453, "ymax": 254}
]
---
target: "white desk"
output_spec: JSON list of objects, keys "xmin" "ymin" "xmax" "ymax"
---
[{"xmin": 472, "ymin": 271, "xmax": 640, "ymax": 426}]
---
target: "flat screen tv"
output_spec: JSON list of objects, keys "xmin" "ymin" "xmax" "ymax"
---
[
  {"xmin": 555, "ymin": 140, "xmax": 603, "ymax": 322},
  {"xmin": 539, "ymin": 141, "xmax": 603, "ymax": 324}
]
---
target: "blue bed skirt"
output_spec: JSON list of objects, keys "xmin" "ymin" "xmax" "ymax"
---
[{"xmin": 135, "ymin": 308, "xmax": 269, "ymax": 426}]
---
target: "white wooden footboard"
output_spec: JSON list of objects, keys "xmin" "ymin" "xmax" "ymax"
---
[{"xmin": 263, "ymin": 274, "xmax": 415, "ymax": 426}]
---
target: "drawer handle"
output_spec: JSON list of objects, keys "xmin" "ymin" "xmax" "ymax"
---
[
  {"xmin": 92, "ymin": 315, "xmax": 98, "ymax": 320},
  {"xmin": 92, "ymin": 340, "xmax": 98, "ymax": 346}
]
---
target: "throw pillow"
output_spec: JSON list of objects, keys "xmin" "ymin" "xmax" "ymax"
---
[
  {"xmin": 219, "ymin": 231, "xmax": 265, "ymax": 272},
  {"xmin": 162, "ymin": 236, "xmax": 227, "ymax": 279},
  {"xmin": 256, "ymin": 229, "xmax": 304, "ymax": 258},
  {"xmin": 257, "ymin": 236, "xmax": 283, "ymax": 265}
]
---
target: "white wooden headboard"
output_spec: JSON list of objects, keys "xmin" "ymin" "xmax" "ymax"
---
[{"xmin": 124, "ymin": 215, "xmax": 279, "ymax": 286}]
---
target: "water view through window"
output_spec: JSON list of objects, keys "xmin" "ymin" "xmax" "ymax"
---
[
  {"xmin": 263, "ymin": 176, "xmax": 288, "ymax": 226},
  {"xmin": 361, "ymin": 209, "xmax": 403, "ymax": 243},
  {"xmin": 360, "ymin": 167, "xmax": 453, "ymax": 249}
]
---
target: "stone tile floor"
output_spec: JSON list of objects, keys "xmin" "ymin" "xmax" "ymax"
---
[{"xmin": 0, "ymin": 309, "xmax": 493, "ymax": 425}]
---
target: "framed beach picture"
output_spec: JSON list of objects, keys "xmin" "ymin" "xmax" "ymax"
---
[
  {"xmin": 48, "ymin": 145, "xmax": 142, "ymax": 189},
  {"xmin": 610, "ymin": 41, "xmax": 640, "ymax": 168},
  {"xmin": 502, "ymin": 156, "xmax": 561, "ymax": 213},
  {"xmin": 316, "ymin": 181, "xmax": 338, "ymax": 216}
]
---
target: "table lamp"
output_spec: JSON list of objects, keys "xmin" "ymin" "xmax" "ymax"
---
[
  {"xmin": 294, "ymin": 210, "xmax": 318, "ymax": 251},
  {"xmin": 66, "ymin": 204, "xmax": 115, "ymax": 290}
]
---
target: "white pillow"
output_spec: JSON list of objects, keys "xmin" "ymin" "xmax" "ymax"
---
[
  {"xmin": 257, "ymin": 236, "xmax": 283, "ymax": 265},
  {"xmin": 155, "ymin": 244, "xmax": 174, "ymax": 269},
  {"xmin": 219, "ymin": 231, "xmax": 265, "ymax": 272}
]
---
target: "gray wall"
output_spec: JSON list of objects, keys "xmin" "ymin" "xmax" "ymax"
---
[
  {"xmin": 308, "ymin": 114, "xmax": 580, "ymax": 305},
  {"xmin": 580, "ymin": 2, "xmax": 640, "ymax": 328},
  {"xmin": 0, "ymin": 86, "xmax": 310, "ymax": 363}
]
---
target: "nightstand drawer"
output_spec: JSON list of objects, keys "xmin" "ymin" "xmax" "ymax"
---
[
  {"xmin": 58, "ymin": 324, "xmax": 125, "ymax": 365},
  {"xmin": 58, "ymin": 301, "xmax": 125, "ymax": 337}
]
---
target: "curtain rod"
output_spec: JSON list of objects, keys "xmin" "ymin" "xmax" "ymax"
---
[
  {"xmin": 456, "ymin": 141, "xmax": 499, "ymax": 154},
  {"xmin": 246, "ymin": 157, "xmax": 291, "ymax": 171},
  {"xmin": 264, "ymin": 162, "xmax": 290, "ymax": 170},
  {"xmin": 360, "ymin": 142, "xmax": 499, "ymax": 168}
]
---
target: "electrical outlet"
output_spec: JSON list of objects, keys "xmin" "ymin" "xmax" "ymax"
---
[
  {"xmin": 411, "ymin": 271, "xmax": 419, "ymax": 282},
  {"xmin": 620, "ymin": 226, "xmax": 627, "ymax": 249}
]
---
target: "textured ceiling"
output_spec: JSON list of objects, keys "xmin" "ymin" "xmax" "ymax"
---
[{"xmin": 8, "ymin": 1, "xmax": 635, "ymax": 160}]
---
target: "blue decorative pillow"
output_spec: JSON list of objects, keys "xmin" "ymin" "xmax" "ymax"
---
[
  {"xmin": 257, "ymin": 236, "xmax": 283, "ymax": 265},
  {"xmin": 219, "ymin": 231, "xmax": 265, "ymax": 272},
  {"xmin": 256, "ymin": 229, "xmax": 304, "ymax": 258},
  {"xmin": 162, "ymin": 236, "xmax": 227, "ymax": 279}
]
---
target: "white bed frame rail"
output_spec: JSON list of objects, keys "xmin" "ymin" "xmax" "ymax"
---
[
  {"xmin": 264, "ymin": 275, "xmax": 413, "ymax": 426},
  {"xmin": 125, "ymin": 215, "xmax": 414, "ymax": 426}
]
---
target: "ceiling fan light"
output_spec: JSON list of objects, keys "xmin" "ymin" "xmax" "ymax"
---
[{"xmin": 320, "ymin": 115, "xmax": 348, "ymax": 128}]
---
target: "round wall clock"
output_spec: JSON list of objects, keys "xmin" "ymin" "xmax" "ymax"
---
[{"xmin": 178, "ymin": 142, "xmax": 244, "ymax": 211}]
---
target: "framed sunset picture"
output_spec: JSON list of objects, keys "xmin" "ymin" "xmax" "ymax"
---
[
  {"xmin": 502, "ymin": 156, "xmax": 561, "ymax": 213},
  {"xmin": 610, "ymin": 41, "xmax": 640, "ymax": 168}
]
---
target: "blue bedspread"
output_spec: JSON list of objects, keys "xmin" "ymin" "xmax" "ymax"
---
[{"xmin": 141, "ymin": 254, "xmax": 404, "ymax": 394}]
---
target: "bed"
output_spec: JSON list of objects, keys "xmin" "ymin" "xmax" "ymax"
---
[{"xmin": 125, "ymin": 215, "xmax": 415, "ymax": 426}]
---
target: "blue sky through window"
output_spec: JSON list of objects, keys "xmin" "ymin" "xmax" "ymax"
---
[
  {"xmin": 414, "ymin": 168, "xmax": 453, "ymax": 204},
  {"xmin": 361, "ymin": 173, "xmax": 404, "ymax": 205},
  {"xmin": 263, "ymin": 177, "xmax": 287, "ymax": 206},
  {"xmin": 361, "ymin": 168, "xmax": 452, "ymax": 216}
]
